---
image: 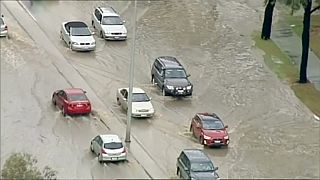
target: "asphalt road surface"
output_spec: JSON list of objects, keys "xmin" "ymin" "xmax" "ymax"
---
[{"xmin": 1, "ymin": 0, "xmax": 319, "ymax": 179}]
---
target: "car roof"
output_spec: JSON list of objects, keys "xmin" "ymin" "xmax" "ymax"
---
[
  {"xmin": 98, "ymin": 7, "xmax": 119, "ymax": 16},
  {"xmin": 157, "ymin": 56, "xmax": 183, "ymax": 69},
  {"xmin": 121, "ymin": 87, "xmax": 146, "ymax": 94},
  {"xmin": 197, "ymin": 113, "xmax": 221, "ymax": 121},
  {"xmin": 64, "ymin": 88, "xmax": 85, "ymax": 94},
  {"xmin": 64, "ymin": 21, "xmax": 88, "ymax": 33},
  {"xmin": 100, "ymin": 134, "xmax": 122, "ymax": 143},
  {"xmin": 182, "ymin": 149, "xmax": 212, "ymax": 162}
]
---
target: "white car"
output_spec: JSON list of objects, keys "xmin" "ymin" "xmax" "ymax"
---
[
  {"xmin": 60, "ymin": 21, "xmax": 96, "ymax": 51},
  {"xmin": 90, "ymin": 134, "xmax": 127, "ymax": 163},
  {"xmin": 0, "ymin": 15, "xmax": 8, "ymax": 37},
  {"xmin": 116, "ymin": 87, "xmax": 155, "ymax": 117},
  {"xmin": 91, "ymin": 7, "xmax": 127, "ymax": 40}
]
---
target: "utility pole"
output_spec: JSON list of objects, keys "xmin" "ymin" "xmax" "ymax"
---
[{"xmin": 125, "ymin": 0, "xmax": 137, "ymax": 143}]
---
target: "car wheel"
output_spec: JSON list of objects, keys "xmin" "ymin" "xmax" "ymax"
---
[
  {"xmin": 98, "ymin": 154, "xmax": 103, "ymax": 163},
  {"xmin": 92, "ymin": 20, "xmax": 95, "ymax": 29},
  {"xmin": 116, "ymin": 97, "xmax": 121, "ymax": 105},
  {"xmin": 62, "ymin": 108, "xmax": 66, "ymax": 117},
  {"xmin": 100, "ymin": 31, "xmax": 104, "ymax": 39},
  {"xmin": 199, "ymin": 136, "xmax": 204, "ymax": 145},
  {"xmin": 151, "ymin": 76, "xmax": 155, "ymax": 84},
  {"xmin": 162, "ymin": 87, "xmax": 167, "ymax": 96},
  {"xmin": 90, "ymin": 142, "xmax": 94, "ymax": 153},
  {"xmin": 69, "ymin": 42, "xmax": 73, "ymax": 51}
]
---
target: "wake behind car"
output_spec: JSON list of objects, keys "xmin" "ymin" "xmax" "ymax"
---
[
  {"xmin": 91, "ymin": 7, "xmax": 127, "ymax": 40},
  {"xmin": 190, "ymin": 113, "xmax": 229, "ymax": 147},
  {"xmin": 0, "ymin": 15, "xmax": 8, "ymax": 37},
  {"xmin": 52, "ymin": 88, "xmax": 91, "ymax": 116},
  {"xmin": 176, "ymin": 149, "xmax": 219, "ymax": 180},
  {"xmin": 90, "ymin": 134, "xmax": 127, "ymax": 163},
  {"xmin": 60, "ymin": 21, "xmax": 96, "ymax": 51},
  {"xmin": 151, "ymin": 56, "xmax": 193, "ymax": 96},
  {"xmin": 116, "ymin": 87, "xmax": 155, "ymax": 117}
]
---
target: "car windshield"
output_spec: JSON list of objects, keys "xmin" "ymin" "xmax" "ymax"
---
[
  {"xmin": 70, "ymin": 27, "xmax": 91, "ymax": 36},
  {"xmin": 68, "ymin": 94, "xmax": 88, "ymax": 101},
  {"xmin": 132, "ymin": 93, "xmax": 150, "ymax": 102},
  {"xmin": 191, "ymin": 162, "xmax": 215, "ymax": 172},
  {"xmin": 104, "ymin": 142, "xmax": 123, "ymax": 149},
  {"xmin": 101, "ymin": 16, "xmax": 123, "ymax": 25},
  {"xmin": 164, "ymin": 69, "xmax": 187, "ymax": 78},
  {"xmin": 202, "ymin": 120, "xmax": 224, "ymax": 130}
]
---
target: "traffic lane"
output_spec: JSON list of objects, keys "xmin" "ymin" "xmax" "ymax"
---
[
  {"xmin": 0, "ymin": 6, "xmax": 149, "ymax": 179},
  {"xmin": 17, "ymin": 0, "xmax": 320, "ymax": 178}
]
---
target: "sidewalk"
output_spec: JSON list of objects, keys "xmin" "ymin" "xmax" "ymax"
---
[{"xmin": 271, "ymin": 19, "xmax": 320, "ymax": 91}]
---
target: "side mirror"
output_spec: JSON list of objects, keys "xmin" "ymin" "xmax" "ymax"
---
[
  {"xmin": 224, "ymin": 125, "xmax": 228, "ymax": 129},
  {"xmin": 214, "ymin": 167, "xmax": 219, "ymax": 171},
  {"xmin": 124, "ymin": 98, "xmax": 127, "ymax": 101},
  {"xmin": 122, "ymin": 20, "xmax": 126, "ymax": 23},
  {"xmin": 184, "ymin": 167, "xmax": 189, "ymax": 171},
  {"xmin": 91, "ymin": 32, "xmax": 95, "ymax": 35},
  {"xmin": 83, "ymin": 91, "xmax": 87, "ymax": 93},
  {"xmin": 1, "ymin": 15, "xmax": 4, "ymax": 18},
  {"xmin": 187, "ymin": 74, "xmax": 191, "ymax": 77},
  {"xmin": 149, "ymin": 97, "xmax": 152, "ymax": 100}
]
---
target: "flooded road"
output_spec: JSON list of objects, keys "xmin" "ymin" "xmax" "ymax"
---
[{"xmin": 1, "ymin": 0, "xmax": 319, "ymax": 178}]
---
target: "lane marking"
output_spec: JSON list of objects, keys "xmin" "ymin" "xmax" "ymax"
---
[{"xmin": 17, "ymin": 1, "xmax": 37, "ymax": 22}]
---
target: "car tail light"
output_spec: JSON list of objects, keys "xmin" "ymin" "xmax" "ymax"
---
[
  {"xmin": 101, "ymin": 149, "xmax": 107, "ymax": 154},
  {"xmin": 86, "ymin": 103, "xmax": 90, "ymax": 106}
]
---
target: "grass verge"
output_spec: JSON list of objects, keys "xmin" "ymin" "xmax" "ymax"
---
[
  {"xmin": 252, "ymin": 32, "xmax": 320, "ymax": 117},
  {"xmin": 285, "ymin": 14, "xmax": 320, "ymax": 59}
]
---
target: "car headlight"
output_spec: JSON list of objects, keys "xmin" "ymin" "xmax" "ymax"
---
[
  {"xmin": 166, "ymin": 85, "xmax": 174, "ymax": 90},
  {"xmin": 72, "ymin": 42, "xmax": 79, "ymax": 45},
  {"xmin": 224, "ymin": 135, "xmax": 229, "ymax": 139},
  {"xmin": 91, "ymin": 41, "xmax": 95, "ymax": 45},
  {"xmin": 187, "ymin": 85, "xmax": 192, "ymax": 90},
  {"xmin": 203, "ymin": 134, "xmax": 211, "ymax": 140}
]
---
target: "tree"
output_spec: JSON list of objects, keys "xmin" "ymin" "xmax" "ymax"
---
[
  {"xmin": 1, "ymin": 153, "xmax": 57, "ymax": 180},
  {"xmin": 283, "ymin": 0, "xmax": 320, "ymax": 83},
  {"xmin": 261, "ymin": 0, "xmax": 277, "ymax": 40}
]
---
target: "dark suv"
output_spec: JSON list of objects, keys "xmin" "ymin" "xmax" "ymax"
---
[
  {"xmin": 176, "ymin": 149, "xmax": 219, "ymax": 180},
  {"xmin": 151, "ymin": 56, "xmax": 193, "ymax": 96}
]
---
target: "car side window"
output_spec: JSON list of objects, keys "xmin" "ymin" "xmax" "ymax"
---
[
  {"xmin": 57, "ymin": 91, "xmax": 64, "ymax": 97},
  {"xmin": 97, "ymin": 137, "xmax": 103, "ymax": 146},
  {"xmin": 181, "ymin": 153, "xmax": 189, "ymax": 169},
  {"xmin": 124, "ymin": 90, "xmax": 128, "ymax": 99},
  {"xmin": 62, "ymin": 92, "xmax": 67, "ymax": 100}
]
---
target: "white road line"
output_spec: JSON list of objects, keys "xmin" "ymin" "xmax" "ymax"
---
[{"xmin": 17, "ymin": 1, "xmax": 37, "ymax": 22}]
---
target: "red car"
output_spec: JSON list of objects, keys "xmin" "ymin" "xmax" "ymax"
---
[
  {"xmin": 52, "ymin": 88, "xmax": 91, "ymax": 116},
  {"xmin": 190, "ymin": 113, "xmax": 229, "ymax": 147}
]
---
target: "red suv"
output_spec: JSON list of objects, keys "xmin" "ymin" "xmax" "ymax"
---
[
  {"xmin": 52, "ymin": 88, "xmax": 91, "ymax": 116},
  {"xmin": 190, "ymin": 113, "xmax": 229, "ymax": 147}
]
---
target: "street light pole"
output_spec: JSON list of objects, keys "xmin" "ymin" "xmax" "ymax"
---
[{"xmin": 125, "ymin": 0, "xmax": 137, "ymax": 143}]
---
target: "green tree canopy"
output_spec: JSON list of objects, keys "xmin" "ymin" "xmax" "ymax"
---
[{"xmin": 1, "ymin": 153, "xmax": 57, "ymax": 180}]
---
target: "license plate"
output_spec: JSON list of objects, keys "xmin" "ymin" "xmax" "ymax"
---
[
  {"xmin": 111, "ymin": 157, "xmax": 117, "ymax": 160},
  {"xmin": 214, "ymin": 141, "xmax": 221, "ymax": 143},
  {"xmin": 141, "ymin": 114, "xmax": 147, "ymax": 117},
  {"xmin": 178, "ymin": 90, "xmax": 184, "ymax": 93},
  {"xmin": 115, "ymin": 37, "xmax": 119, "ymax": 39},
  {"xmin": 76, "ymin": 104, "xmax": 83, "ymax": 107}
]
